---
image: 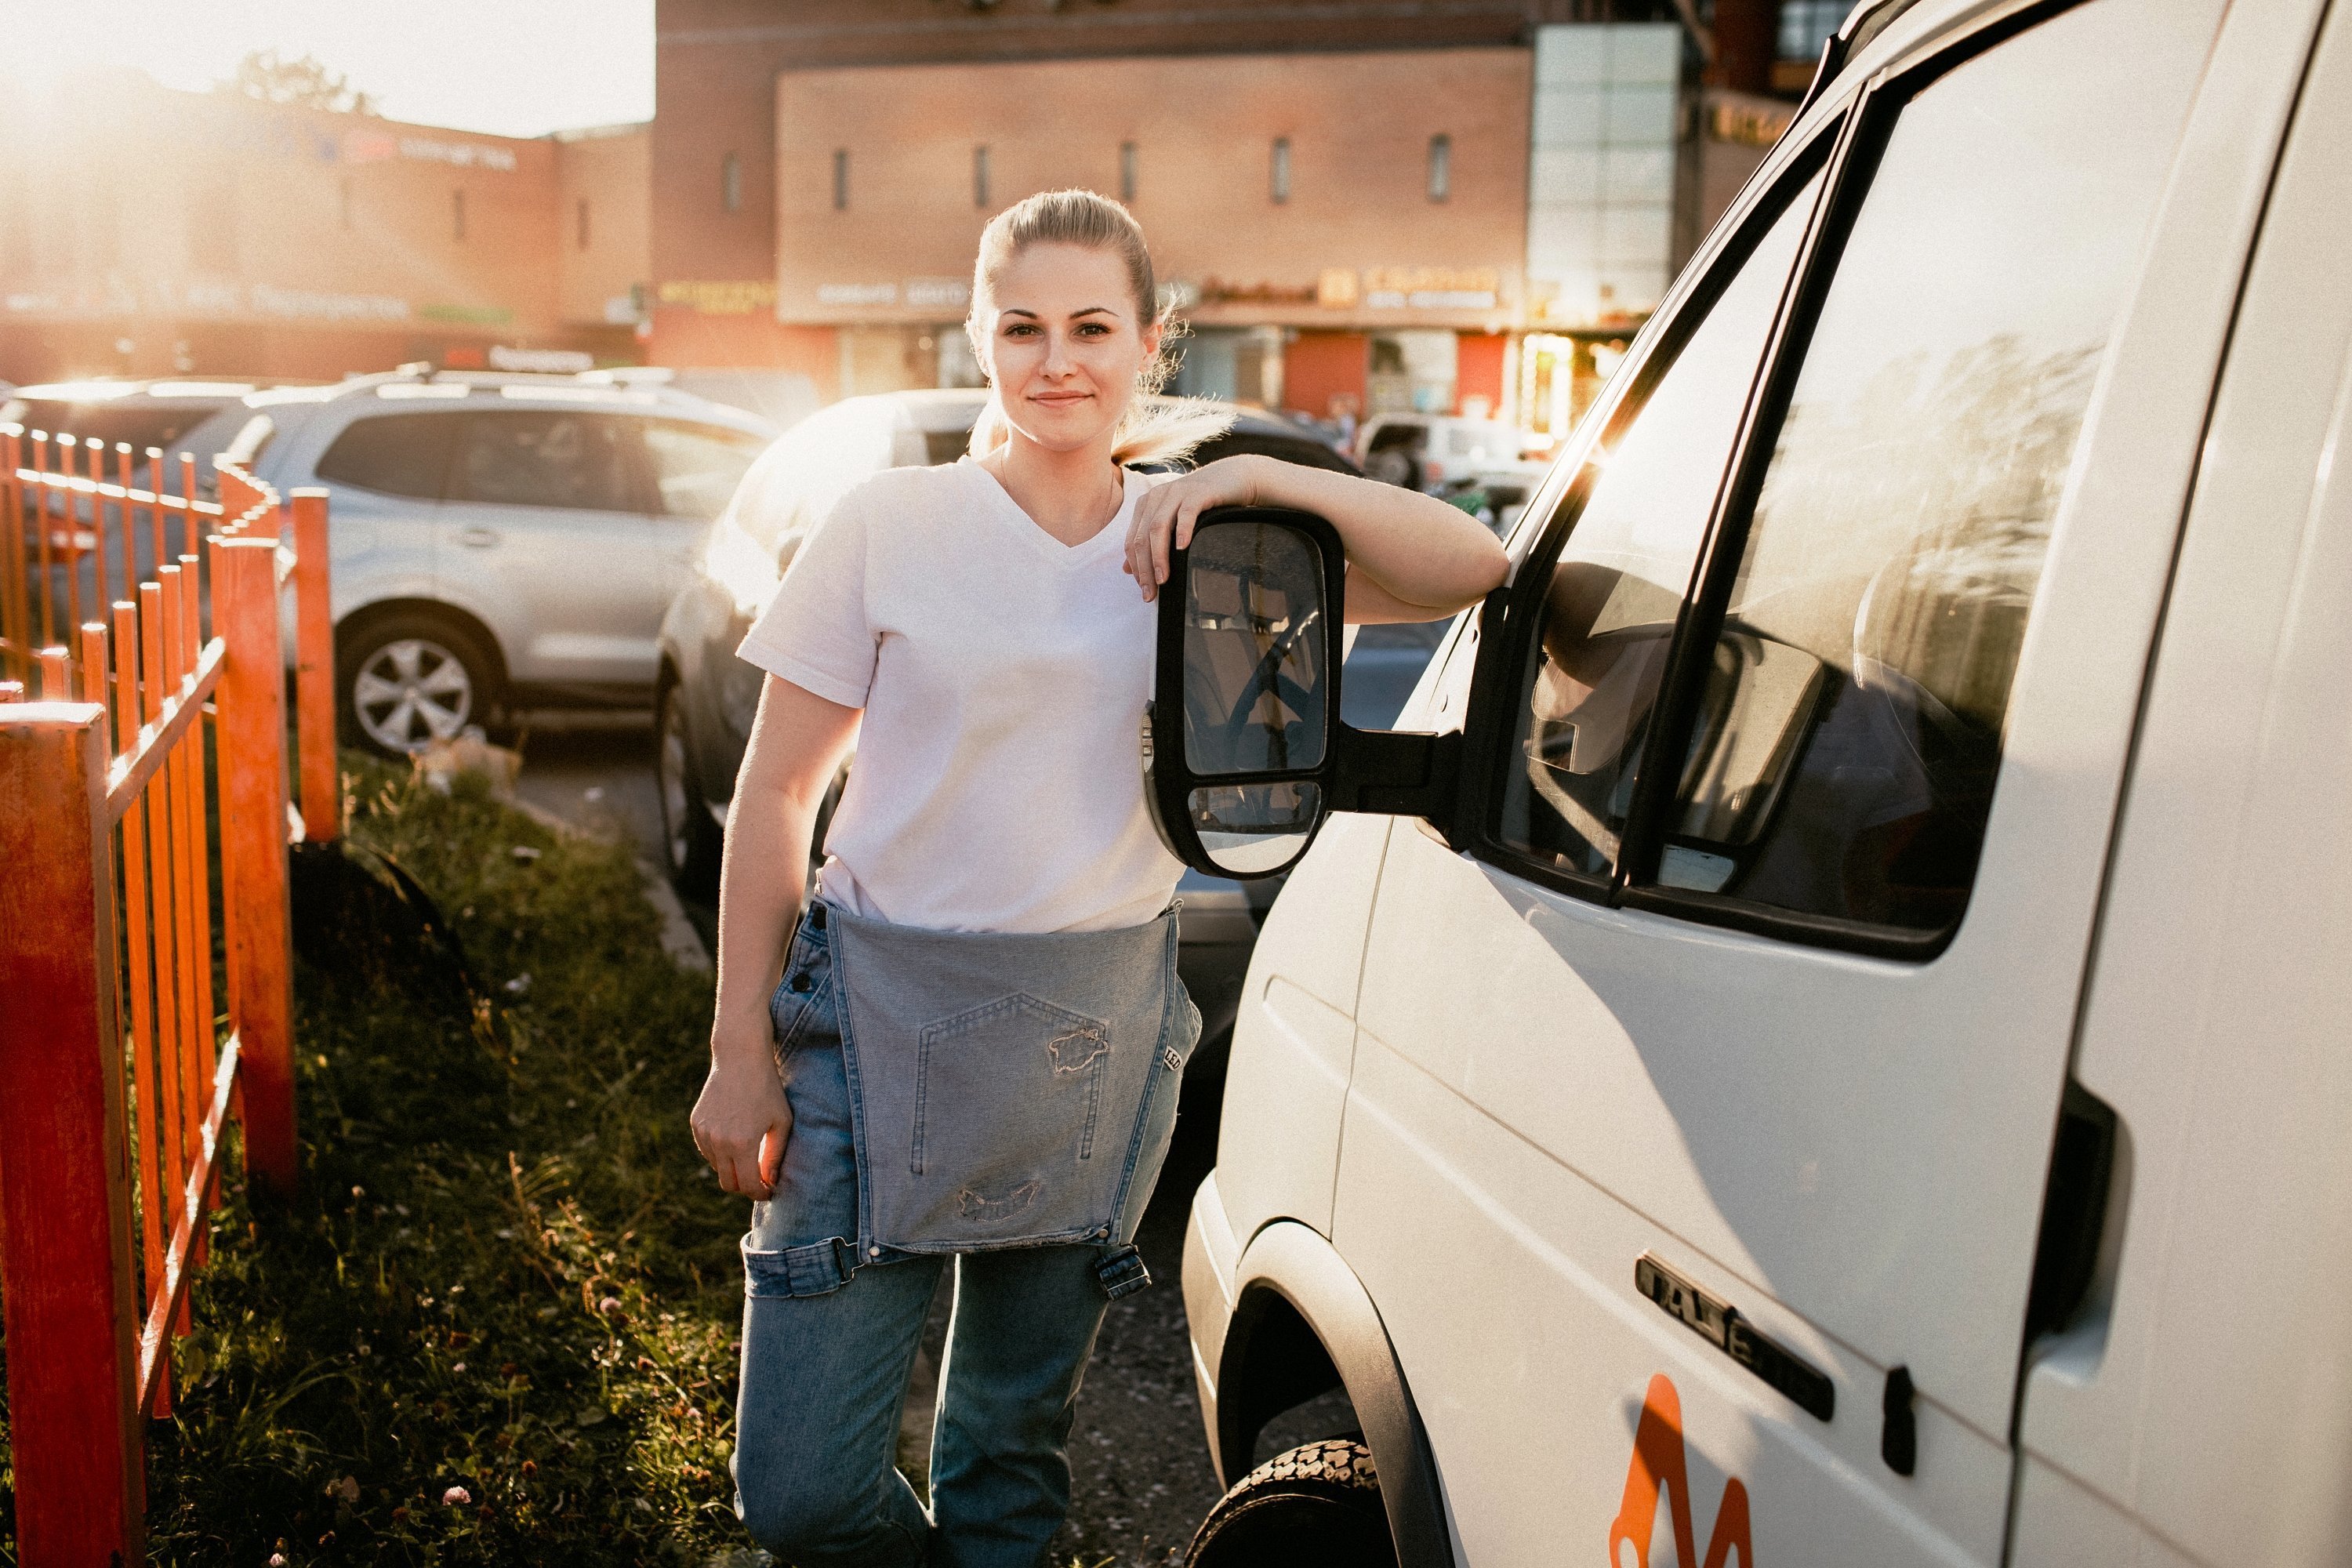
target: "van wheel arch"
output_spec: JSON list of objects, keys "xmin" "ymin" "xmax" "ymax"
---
[{"xmin": 1217, "ymin": 1222, "xmax": 1456, "ymax": 1568}]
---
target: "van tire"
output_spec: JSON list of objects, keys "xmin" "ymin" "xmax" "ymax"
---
[{"xmin": 1183, "ymin": 1441, "xmax": 1398, "ymax": 1568}]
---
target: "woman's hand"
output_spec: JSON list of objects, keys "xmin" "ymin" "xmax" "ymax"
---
[
  {"xmin": 691, "ymin": 1029, "xmax": 793, "ymax": 1199},
  {"xmin": 1124, "ymin": 455, "xmax": 1264, "ymax": 601}
]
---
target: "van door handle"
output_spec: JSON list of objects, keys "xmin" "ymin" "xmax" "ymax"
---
[{"xmin": 456, "ymin": 527, "xmax": 499, "ymax": 548}]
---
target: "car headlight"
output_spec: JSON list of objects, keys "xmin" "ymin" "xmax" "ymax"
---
[{"xmin": 702, "ymin": 515, "xmax": 781, "ymax": 618}]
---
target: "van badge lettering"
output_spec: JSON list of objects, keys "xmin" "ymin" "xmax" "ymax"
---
[
  {"xmin": 1634, "ymin": 1255, "xmax": 1835, "ymax": 1423},
  {"xmin": 1610, "ymin": 1373, "xmax": 1755, "ymax": 1568}
]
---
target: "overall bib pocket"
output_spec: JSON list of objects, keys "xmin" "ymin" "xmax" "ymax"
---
[{"xmin": 829, "ymin": 902, "xmax": 1199, "ymax": 1256}]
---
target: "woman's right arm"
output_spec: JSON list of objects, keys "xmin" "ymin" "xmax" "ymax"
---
[{"xmin": 690, "ymin": 673, "xmax": 861, "ymax": 1200}]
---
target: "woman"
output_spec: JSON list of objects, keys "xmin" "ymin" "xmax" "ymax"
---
[{"xmin": 691, "ymin": 188, "xmax": 1505, "ymax": 1566}]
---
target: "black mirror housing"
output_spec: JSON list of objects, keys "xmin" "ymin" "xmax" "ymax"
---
[{"xmin": 1145, "ymin": 506, "xmax": 1461, "ymax": 880}]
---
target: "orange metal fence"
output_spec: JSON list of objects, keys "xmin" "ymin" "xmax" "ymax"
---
[{"xmin": 0, "ymin": 435, "xmax": 339, "ymax": 1563}]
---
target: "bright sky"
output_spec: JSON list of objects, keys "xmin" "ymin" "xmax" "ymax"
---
[{"xmin": 0, "ymin": 0, "xmax": 655, "ymax": 138}]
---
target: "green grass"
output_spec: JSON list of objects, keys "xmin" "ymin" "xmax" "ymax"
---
[{"xmin": 4, "ymin": 753, "xmax": 761, "ymax": 1565}]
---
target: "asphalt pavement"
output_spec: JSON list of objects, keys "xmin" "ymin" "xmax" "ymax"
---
[{"xmin": 510, "ymin": 715, "xmax": 1308, "ymax": 1566}]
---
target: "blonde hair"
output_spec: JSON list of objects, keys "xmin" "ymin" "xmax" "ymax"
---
[{"xmin": 965, "ymin": 189, "xmax": 1232, "ymax": 468}]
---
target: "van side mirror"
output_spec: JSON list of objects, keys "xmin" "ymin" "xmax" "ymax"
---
[{"xmin": 1145, "ymin": 506, "xmax": 1460, "ymax": 879}]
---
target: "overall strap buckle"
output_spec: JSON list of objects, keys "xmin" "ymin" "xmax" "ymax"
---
[{"xmin": 1094, "ymin": 1243, "xmax": 1152, "ymax": 1301}]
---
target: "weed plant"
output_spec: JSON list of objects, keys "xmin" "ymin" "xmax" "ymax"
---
[{"xmin": 3, "ymin": 755, "xmax": 760, "ymax": 1564}]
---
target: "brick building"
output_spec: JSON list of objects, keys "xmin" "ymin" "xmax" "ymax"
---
[
  {"xmin": 0, "ymin": 68, "xmax": 651, "ymax": 384},
  {"xmin": 651, "ymin": 0, "xmax": 1837, "ymax": 437}
]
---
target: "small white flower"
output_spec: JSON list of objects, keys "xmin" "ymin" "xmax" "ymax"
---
[
  {"xmin": 443, "ymin": 1484, "xmax": 472, "ymax": 1507},
  {"xmin": 452, "ymin": 1362, "xmax": 467, "ymax": 1374}
]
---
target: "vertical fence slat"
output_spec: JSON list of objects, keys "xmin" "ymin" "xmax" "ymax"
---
[
  {"xmin": 177, "ymin": 555, "xmax": 220, "ymax": 1280},
  {"xmin": 156, "ymin": 565, "xmax": 202, "ymax": 1336},
  {"xmin": 63, "ymin": 437, "xmax": 86, "ymax": 649},
  {"xmin": 112, "ymin": 598, "xmax": 170, "ymax": 1417},
  {"xmin": 216, "ymin": 535, "xmax": 299, "ymax": 1192},
  {"xmin": 0, "ymin": 700, "xmax": 147, "ymax": 1560},
  {"xmin": 2, "ymin": 427, "xmax": 24, "ymax": 678},
  {"xmin": 136, "ymin": 579, "xmax": 187, "ymax": 1254},
  {"xmin": 112, "ymin": 441, "xmax": 132, "ymax": 604},
  {"xmin": 38, "ymin": 644, "xmax": 71, "ymax": 699},
  {"xmin": 33, "ymin": 431, "xmax": 55, "ymax": 648},
  {"xmin": 178, "ymin": 452, "xmax": 197, "ymax": 562},
  {"xmin": 291, "ymin": 488, "xmax": 338, "ymax": 844}
]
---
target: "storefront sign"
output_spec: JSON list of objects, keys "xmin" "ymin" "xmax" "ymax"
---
[
  {"xmin": 817, "ymin": 282, "xmax": 898, "ymax": 307},
  {"xmin": 419, "ymin": 302, "xmax": 516, "ymax": 326},
  {"xmin": 1198, "ymin": 278, "xmax": 1317, "ymax": 306},
  {"xmin": 249, "ymin": 284, "xmax": 413, "ymax": 323},
  {"xmin": 343, "ymin": 130, "xmax": 519, "ymax": 172},
  {"xmin": 904, "ymin": 278, "xmax": 971, "ymax": 310},
  {"xmin": 1709, "ymin": 99, "xmax": 1795, "ymax": 149},
  {"xmin": 658, "ymin": 280, "xmax": 779, "ymax": 315},
  {"xmin": 1338, "ymin": 267, "xmax": 1502, "ymax": 312},
  {"xmin": 489, "ymin": 346, "xmax": 595, "ymax": 373},
  {"xmin": 6, "ymin": 280, "xmax": 412, "ymax": 325}
]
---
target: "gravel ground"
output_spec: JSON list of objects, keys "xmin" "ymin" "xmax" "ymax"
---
[{"xmin": 511, "ymin": 719, "xmax": 1341, "ymax": 1567}]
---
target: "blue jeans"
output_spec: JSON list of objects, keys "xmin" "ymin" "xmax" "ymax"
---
[{"xmin": 734, "ymin": 910, "xmax": 1116, "ymax": 1568}]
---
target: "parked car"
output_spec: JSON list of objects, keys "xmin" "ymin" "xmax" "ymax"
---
[
  {"xmin": 1352, "ymin": 412, "xmax": 1543, "ymax": 495},
  {"xmin": 1164, "ymin": 0, "xmax": 2352, "ymax": 1563},
  {"xmin": 653, "ymin": 388, "xmax": 1417, "ymax": 1070},
  {"xmin": 171, "ymin": 368, "xmax": 775, "ymax": 754},
  {"xmin": 1, "ymin": 376, "xmax": 309, "ymax": 458}
]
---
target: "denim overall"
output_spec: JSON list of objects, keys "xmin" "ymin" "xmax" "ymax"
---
[{"xmin": 732, "ymin": 900, "xmax": 1201, "ymax": 1568}]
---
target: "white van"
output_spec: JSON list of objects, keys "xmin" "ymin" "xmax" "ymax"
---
[{"xmin": 1148, "ymin": 0, "xmax": 2352, "ymax": 1563}]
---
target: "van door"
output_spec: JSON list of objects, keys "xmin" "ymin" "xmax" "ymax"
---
[
  {"xmin": 1338, "ymin": 1, "xmax": 2232, "ymax": 1561},
  {"xmin": 438, "ymin": 406, "xmax": 662, "ymax": 689}
]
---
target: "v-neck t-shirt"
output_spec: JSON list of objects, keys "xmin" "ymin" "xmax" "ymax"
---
[{"xmin": 735, "ymin": 457, "xmax": 1183, "ymax": 933}]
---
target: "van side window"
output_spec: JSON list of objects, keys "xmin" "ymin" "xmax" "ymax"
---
[
  {"xmin": 1646, "ymin": 0, "xmax": 2206, "ymax": 935},
  {"xmin": 1494, "ymin": 172, "xmax": 1820, "ymax": 880}
]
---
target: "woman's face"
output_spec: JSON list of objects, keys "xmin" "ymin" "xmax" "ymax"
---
[{"xmin": 975, "ymin": 241, "xmax": 1160, "ymax": 454}]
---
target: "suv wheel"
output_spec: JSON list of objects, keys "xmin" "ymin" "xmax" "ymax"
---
[
  {"xmin": 340, "ymin": 612, "xmax": 499, "ymax": 758},
  {"xmin": 655, "ymin": 685, "xmax": 724, "ymax": 899},
  {"xmin": 1185, "ymin": 1441, "xmax": 1397, "ymax": 1568}
]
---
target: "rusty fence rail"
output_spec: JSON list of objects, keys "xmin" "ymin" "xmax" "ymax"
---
[{"xmin": 0, "ymin": 437, "xmax": 339, "ymax": 1563}]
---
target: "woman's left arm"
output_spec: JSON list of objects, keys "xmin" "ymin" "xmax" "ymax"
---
[{"xmin": 1124, "ymin": 453, "xmax": 1509, "ymax": 622}]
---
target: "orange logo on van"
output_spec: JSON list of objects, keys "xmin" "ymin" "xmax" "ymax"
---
[{"xmin": 1609, "ymin": 1374, "xmax": 1755, "ymax": 1568}]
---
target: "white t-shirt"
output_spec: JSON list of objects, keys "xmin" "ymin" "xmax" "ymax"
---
[{"xmin": 735, "ymin": 457, "xmax": 1183, "ymax": 934}]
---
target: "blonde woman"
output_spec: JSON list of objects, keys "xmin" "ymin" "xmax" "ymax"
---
[{"xmin": 691, "ymin": 189, "xmax": 1505, "ymax": 1565}]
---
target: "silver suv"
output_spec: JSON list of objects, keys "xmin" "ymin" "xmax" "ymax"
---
[{"xmin": 180, "ymin": 369, "xmax": 774, "ymax": 753}]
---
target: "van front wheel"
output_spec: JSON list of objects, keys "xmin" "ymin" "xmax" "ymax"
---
[{"xmin": 1183, "ymin": 1441, "xmax": 1398, "ymax": 1568}]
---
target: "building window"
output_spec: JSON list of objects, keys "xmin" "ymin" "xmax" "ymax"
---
[
  {"xmin": 576, "ymin": 198, "xmax": 590, "ymax": 250},
  {"xmin": 974, "ymin": 144, "xmax": 990, "ymax": 209},
  {"xmin": 452, "ymin": 188, "xmax": 466, "ymax": 241},
  {"xmin": 1120, "ymin": 140, "xmax": 1138, "ymax": 203},
  {"xmin": 1428, "ymin": 133, "xmax": 1451, "ymax": 202},
  {"xmin": 833, "ymin": 149, "xmax": 849, "ymax": 211},
  {"xmin": 1270, "ymin": 137, "xmax": 1291, "ymax": 205},
  {"xmin": 721, "ymin": 151, "xmax": 742, "ymax": 212}
]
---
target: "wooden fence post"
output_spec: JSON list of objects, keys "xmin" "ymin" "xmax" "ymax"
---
[
  {"xmin": 290, "ymin": 488, "xmax": 337, "ymax": 844},
  {"xmin": 0, "ymin": 701, "xmax": 146, "ymax": 1563},
  {"xmin": 214, "ymin": 537, "xmax": 298, "ymax": 1194}
]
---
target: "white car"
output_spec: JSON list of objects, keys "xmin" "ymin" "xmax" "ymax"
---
[
  {"xmin": 1160, "ymin": 0, "xmax": 2352, "ymax": 1563},
  {"xmin": 1352, "ymin": 414, "xmax": 1543, "ymax": 494}
]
